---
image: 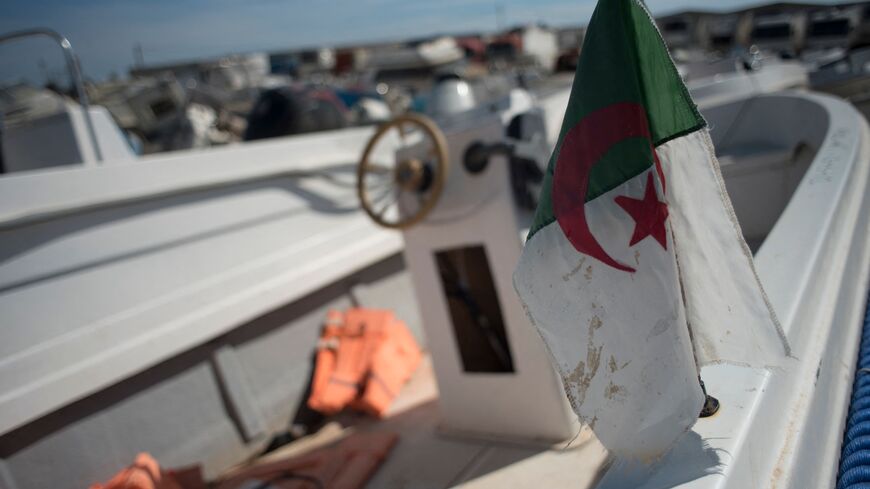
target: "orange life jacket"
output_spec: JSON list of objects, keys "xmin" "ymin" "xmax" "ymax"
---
[{"xmin": 307, "ymin": 308, "xmax": 421, "ymax": 417}]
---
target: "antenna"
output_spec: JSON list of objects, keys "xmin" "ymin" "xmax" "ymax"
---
[
  {"xmin": 133, "ymin": 42, "xmax": 144, "ymax": 68},
  {"xmin": 496, "ymin": 2, "xmax": 506, "ymax": 31}
]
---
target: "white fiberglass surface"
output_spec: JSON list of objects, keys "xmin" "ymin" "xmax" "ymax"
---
[
  {"xmin": 607, "ymin": 92, "xmax": 870, "ymax": 489},
  {"xmin": 705, "ymin": 94, "xmax": 829, "ymax": 250},
  {"xmin": 0, "ymin": 127, "xmax": 404, "ymax": 436}
]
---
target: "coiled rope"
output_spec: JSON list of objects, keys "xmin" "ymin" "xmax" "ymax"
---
[{"xmin": 837, "ymin": 295, "xmax": 870, "ymax": 488}]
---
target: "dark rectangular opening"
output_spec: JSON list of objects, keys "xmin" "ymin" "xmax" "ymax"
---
[
  {"xmin": 809, "ymin": 19, "xmax": 850, "ymax": 37},
  {"xmin": 664, "ymin": 20, "xmax": 689, "ymax": 33},
  {"xmin": 435, "ymin": 245, "xmax": 515, "ymax": 373},
  {"xmin": 712, "ymin": 34, "xmax": 734, "ymax": 48},
  {"xmin": 149, "ymin": 98, "xmax": 176, "ymax": 118},
  {"xmin": 753, "ymin": 24, "xmax": 792, "ymax": 40}
]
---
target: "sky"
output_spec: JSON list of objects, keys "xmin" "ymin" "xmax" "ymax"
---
[{"xmin": 0, "ymin": 0, "xmax": 850, "ymax": 84}]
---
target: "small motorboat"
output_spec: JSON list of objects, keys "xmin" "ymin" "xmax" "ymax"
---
[
  {"xmin": 810, "ymin": 46, "xmax": 870, "ymax": 119},
  {"xmin": 1, "ymin": 20, "xmax": 869, "ymax": 489},
  {"xmin": 680, "ymin": 49, "xmax": 809, "ymax": 108}
]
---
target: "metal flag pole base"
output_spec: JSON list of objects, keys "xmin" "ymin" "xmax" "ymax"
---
[{"xmin": 698, "ymin": 379, "xmax": 720, "ymax": 418}]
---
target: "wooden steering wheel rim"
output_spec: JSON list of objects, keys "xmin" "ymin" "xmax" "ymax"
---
[{"xmin": 357, "ymin": 113, "xmax": 449, "ymax": 229}]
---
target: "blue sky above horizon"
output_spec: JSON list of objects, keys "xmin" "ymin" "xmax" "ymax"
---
[{"xmin": 0, "ymin": 0, "xmax": 850, "ymax": 84}]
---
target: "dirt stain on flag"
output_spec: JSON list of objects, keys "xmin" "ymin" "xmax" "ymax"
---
[
  {"xmin": 565, "ymin": 316, "xmax": 605, "ymax": 408},
  {"xmin": 646, "ymin": 318, "xmax": 672, "ymax": 340},
  {"xmin": 605, "ymin": 381, "xmax": 627, "ymax": 402},
  {"xmin": 562, "ymin": 257, "xmax": 587, "ymax": 282},
  {"xmin": 607, "ymin": 355, "xmax": 631, "ymax": 373},
  {"xmin": 588, "ymin": 416, "xmax": 598, "ymax": 430},
  {"xmin": 590, "ymin": 316, "xmax": 603, "ymax": 331}
]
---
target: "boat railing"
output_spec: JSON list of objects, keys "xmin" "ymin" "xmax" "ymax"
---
[
  {"xmin": 0, "ymin": 124, "xmax": 380, "ymax": 230},
  {"xmin": 0, "ymin": 28, "xmax": 103, "ymax": 164}
]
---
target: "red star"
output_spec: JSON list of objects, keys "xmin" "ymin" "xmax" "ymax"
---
[{"xmin": 614, "ymin": 172, "xmax": 669, "ymax": 250}]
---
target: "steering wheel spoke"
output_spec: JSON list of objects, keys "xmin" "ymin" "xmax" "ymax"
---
[
  {"xmin": 367, "ymin": 163, "xmax": 393, "ymax": 175},
  {"xmin": 370, "ymin": 183, "xmax": 394, "ymax": 205}
]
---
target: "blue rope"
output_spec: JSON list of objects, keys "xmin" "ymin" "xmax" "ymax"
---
[{"xmin": 838, "ymin": 295, "xmax": 870, "ymax": 489}]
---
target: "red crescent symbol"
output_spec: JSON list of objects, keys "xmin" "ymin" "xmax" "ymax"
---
[{"xmin": 552, "ymin": 102, "xmax": 664, "ymax": 274}]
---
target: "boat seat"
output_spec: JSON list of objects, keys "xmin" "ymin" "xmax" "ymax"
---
[
  {"xmin": 716, "ymin": 143, "xmax": 794, "ymax": 173},
  {"xmin": 717, "ymin": 142, "xmax": 811, "ymax": 251}
]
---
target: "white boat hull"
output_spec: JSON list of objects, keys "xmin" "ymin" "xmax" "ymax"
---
[{"xmin": 0, "ymin": 89, "xmax": 868, "ymax": 489}]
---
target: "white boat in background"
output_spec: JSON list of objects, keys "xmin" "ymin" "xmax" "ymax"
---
[
  {"xmin": 0, "ymin": 30, "xmax": 136, "ymax": 173},
  {"xmin": 750, "ymin": 12, "xmax": 808, "ymax": 57},
  {"xmin": 804, "ymin": 4, "xmax": 865, "ymax": 54},
  {"xmin": 362, "ymin": 37, "xmax": 466, "ymax": 92},
  {"xmin": 0, "ymin": 82, "xmax": 137, "ymax": 172},
  {"xmin": 680, "ymin": 49, "xmax": 809, "ymax": 108},
  {"xmin": 810, "ymin": 46, "xmax": 870, "ymax": 119},
  {"xmin": 130, "ymin": 52, "xmax": 289, "ymax": 118}
]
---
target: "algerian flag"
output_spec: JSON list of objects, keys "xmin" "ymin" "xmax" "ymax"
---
[{"xmin": 513, "ymin": 0, "xmax": 789, "ymax": 460}]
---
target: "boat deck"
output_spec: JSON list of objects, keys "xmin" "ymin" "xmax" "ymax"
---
[{"xmin": 224, "ymin": 356, "xmax": 610, "ymax": 489}]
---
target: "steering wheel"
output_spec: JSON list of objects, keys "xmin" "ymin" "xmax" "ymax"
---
[{"xmin": 357, "ymin": 113, "xmax": 449, "ymax": 229}]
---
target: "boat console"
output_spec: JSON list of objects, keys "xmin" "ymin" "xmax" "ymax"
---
[{"xmin": 354, "ymin": 96, "xmax": 578, "ymax": 441}]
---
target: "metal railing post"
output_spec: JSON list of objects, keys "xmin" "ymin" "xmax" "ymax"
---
[{"xmin": 0, "ymin": 28, "xmax": 103, "ymax": 164}]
